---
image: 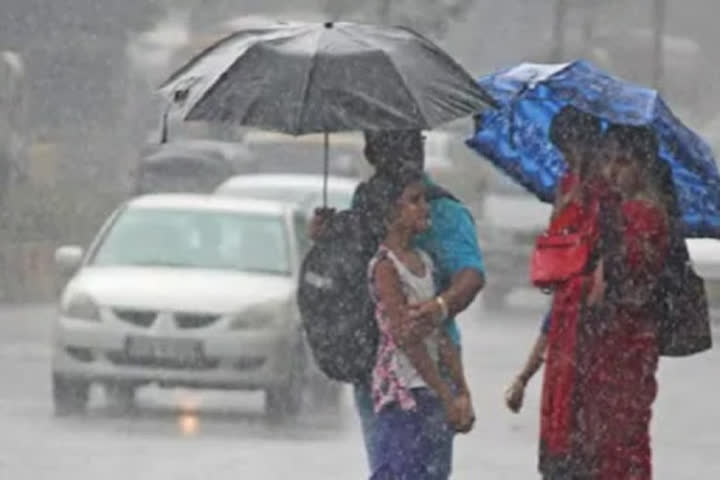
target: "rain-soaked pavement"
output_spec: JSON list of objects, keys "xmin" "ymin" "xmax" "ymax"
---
[{"xmin": 1, "ymin": 295, "xmax": 718, "ymax": 479}]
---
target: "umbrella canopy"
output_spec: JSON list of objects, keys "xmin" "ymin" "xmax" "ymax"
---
[
  {"xmin": 159, "ymin": 21, "xmax": 494, "ymax": 134},
  {"xmin": 467, "ymin": 60, "xmax": 720, "ymax": 238}
]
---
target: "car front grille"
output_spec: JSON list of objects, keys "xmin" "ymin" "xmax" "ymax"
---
[
  {"xmin": 106, "ymin": 352, "xmax": 219, "ymax": 370},
  {"xmin": 113, "ymin": 309, "xmax": 157, "ymax": 328},
  {"xmin": 174, "ymin": 313, "xmax": 221, "ymax": 329}
]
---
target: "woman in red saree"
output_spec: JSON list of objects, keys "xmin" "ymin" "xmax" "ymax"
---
[
  {"xmin": 540, "ymin": 124, "xmax": 669, "ymax": 479},
  {"xmin": 538, "ymin": 108, "xmax": 607, "ymax": 478},
  {"xmin": 504, "ymin": 106, "xmax": 601, "ymax": 416}
]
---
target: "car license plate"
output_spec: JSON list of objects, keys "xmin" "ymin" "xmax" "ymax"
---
[{"xmin": 126, "ymin": 336, "xmax": 203, "ymax": 361}]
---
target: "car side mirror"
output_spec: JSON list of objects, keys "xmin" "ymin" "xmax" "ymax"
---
[{"xmin": 54, "ymin": 246, "xmax": 84, "ymax": 275}]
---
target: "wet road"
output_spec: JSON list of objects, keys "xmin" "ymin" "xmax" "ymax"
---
[{"xmin": 0, "ymin": 298, "xmax": 718, "ymax": 479}]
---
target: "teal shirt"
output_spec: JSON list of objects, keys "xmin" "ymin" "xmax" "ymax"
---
[{"xmin": 414, "ymin": 188, "xmax": 485, "ymax": 345}]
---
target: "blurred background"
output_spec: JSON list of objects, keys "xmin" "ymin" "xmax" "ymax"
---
[
  {"xmin": 1, "ymin": 3, "xmax": 719, "ymax": 479},
  {"xmin": 1, "ymin": 0, "xmax": 717, "ymax": 303}
]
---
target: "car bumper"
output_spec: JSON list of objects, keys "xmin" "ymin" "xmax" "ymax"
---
[{"xmin": 52, "ymin": 316, "xmax": 298, "ymax": 390}]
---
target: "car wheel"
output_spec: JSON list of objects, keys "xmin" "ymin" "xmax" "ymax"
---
[
  {"xmin": 265, "ymin": 346, "xmax": 305, "ymax": 420},
  {"xmin": 105, "ymin": 383, "xmax": 136, "ymax": 414},
  {"xmin": 52, "ymin": 373, "xmax": 89, "ymax": 416}
]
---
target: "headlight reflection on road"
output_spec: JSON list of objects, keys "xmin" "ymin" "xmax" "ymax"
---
[
  {"xmin": 177, "ymin": 395, "xmax": 200, "ymax": 437},
  {"xmin": 178, "ymin": 411, "xmax": 200, "ymax": 436}
]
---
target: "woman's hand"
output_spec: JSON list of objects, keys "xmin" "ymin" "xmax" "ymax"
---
[{"xmin": 504, "ymin": 377, "xmax": 526, "ymax": 413}]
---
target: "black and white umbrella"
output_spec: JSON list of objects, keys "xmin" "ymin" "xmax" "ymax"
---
[{"xmin": 159, "ymin": 21, "xmax": 494, "ymax": 203}]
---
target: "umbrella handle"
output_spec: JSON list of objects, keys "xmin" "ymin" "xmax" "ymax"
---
[
  {"xmin": 323, "ymin": 132, "xmax": 329, "ymax": 208},
  {"xmin": 160, "ymin": 100, "xmax": 174, "ymax": 144}
]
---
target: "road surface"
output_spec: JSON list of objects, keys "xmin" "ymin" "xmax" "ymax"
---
[{"xmin": 0, "ymin": 298, "xmax": 718, "ymax": 479}]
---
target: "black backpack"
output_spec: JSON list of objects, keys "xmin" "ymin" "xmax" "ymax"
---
[
  {"xmin": 297, "ymin": 181, "xmax": 459, "ymax": 384},
  {"xmin": 298, "ymin": 209, "xmax": 378, "ymax": 383}
]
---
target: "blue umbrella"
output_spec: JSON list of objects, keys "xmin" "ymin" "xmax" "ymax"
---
[{"xmin": 467, "ymin": 59, "xmax": 720, "ymax": 238}]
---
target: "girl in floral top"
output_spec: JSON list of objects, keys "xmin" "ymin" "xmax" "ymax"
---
[{"xmin": 367, "ymin": 167, "xmax": 474, "ymax": 480}]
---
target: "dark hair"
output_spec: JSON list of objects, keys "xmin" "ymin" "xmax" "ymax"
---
[
  {"xmin": 605, "ymin": 124, "xmax": 659, "ymax": 170},
  {"xmin": 606, "ymin": 124, "xmax": 677, "ymax": 211},
  {"xmin": 363, "ymin": 130, "xmax": 424, "ymax": 175},
  {"xmin": 363, "ymin": 166, "xmax": 424, "ymax": 239},
  {"xmin": 654, "ymin": 158, "xmax": 680, "ymax": 219},
  {"xmin": 549, "ymin": 105, "xmax": 602, "ymax": 154}
]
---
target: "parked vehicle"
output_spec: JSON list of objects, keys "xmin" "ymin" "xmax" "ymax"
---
[
  {"xmin": 133, "ymin": 140, "xmax": 253, "ymax": 195},
  {"xmin": 52, "ymin": 194, "xmax": 338, "ymax": 417},
  {"xmin": 687, "ymin": 238, "xmax": 720, "ymax": 323},
  {"xmin": 238, "ymin": 129, "xmax": 489, "ymax": 208},
  {"xmin": 240, "ymin": 130, "xmax": 370, "ymax": 179},
  {"xmin": 215, "ymin": 173, "xmax": 359, "ymax": 212}
]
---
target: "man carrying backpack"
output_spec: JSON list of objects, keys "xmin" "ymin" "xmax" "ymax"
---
[{"xmin": 308, "ymin": 130, "xmax": 486, "ymax": 475}]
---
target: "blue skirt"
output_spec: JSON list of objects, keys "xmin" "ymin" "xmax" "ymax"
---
[{"xmin": 370, "ymin": 388, "xmax": 454, "ymax": 480}]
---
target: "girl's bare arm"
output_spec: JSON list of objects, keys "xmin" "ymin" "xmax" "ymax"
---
[
  {"xmin": 373, "ymin": 259, "xmax": 453, "ymax": 404},
  {"xmin": 438, "ymin": 332, "xmax": 469, "ymax": 396},
  {"xmin": 439, "ymin": 332, "xmax": 475, "ymax": 432}
]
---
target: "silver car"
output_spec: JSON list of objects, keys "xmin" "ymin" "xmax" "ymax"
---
[
  {"xmin": 215, "ymin": 173, "xmax": 360, "ymax": 212},
  {"xmin": 687, "ymin": 239, "xmax": 720, "ymax": 323},
  {"xmin": 52, "ymin": 194, "xmax": 337, "ymax": 417}
]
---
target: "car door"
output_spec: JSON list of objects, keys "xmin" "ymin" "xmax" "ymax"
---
[{"xmin": 292, "ymin": 211, "xmax": 311, "ymax": 259}]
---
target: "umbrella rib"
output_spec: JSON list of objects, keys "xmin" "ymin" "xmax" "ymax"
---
[
  {"xmin": 382, "ymin": 56, "xmax": 428, "ymax": 125},
  {"xmin": 159, "ymin": 29, "xmax": 251, "ymax": 90},
  {"xmin": 294, "ymin": 30, "xmax": 324, "ymax": 135},
  {"xmin": 392, "ymin": 25, "xmax": 499, "ymax": 109},
  {"xmin": 162, "ymin": 26, "xmax": 309, "ymax": 122},
  {"xmin": 187, "ymin": 41, "xmax": 274, "ymax": 126},
  {"xmin": 341, "ymin": 27, "xmax": 429, "ymax": 125}
]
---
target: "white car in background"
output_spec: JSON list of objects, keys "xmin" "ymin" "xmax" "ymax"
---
[
  {"xmin": 687, "ymin": 238, "xmax": 720, "ymax": 322},
  {"xmin": 215, "ymin": 173, "xmax": 360, "ymax": 211},
  {"xmin": 52, "ymin": 194, "xmax": 338, "ymax": 417}
]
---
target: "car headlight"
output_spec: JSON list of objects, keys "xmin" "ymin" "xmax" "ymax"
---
[
  {"xmin": 229, "ymin": 303, "xmax": 286, "ymax": 330},
  {"xmin": 62, "ymin": 294, "xmax": 101, "ymax": 322}
]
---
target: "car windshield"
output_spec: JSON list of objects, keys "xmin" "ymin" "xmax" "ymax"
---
[
  {"xmin": 221, "ymin": 185, "xmax": 354, "ymax": 210},
  {"xmin": 92, "ymin": 207, "xmax": 291, "ymax": 275}
]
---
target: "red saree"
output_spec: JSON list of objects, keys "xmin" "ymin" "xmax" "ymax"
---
[
  {"xmin": 539, "ymin": 175, "xmax": 602, "ymax": 476},
  {"xmin": 540, "ymin": 193, "xmax": 667, "ymax": 480}
]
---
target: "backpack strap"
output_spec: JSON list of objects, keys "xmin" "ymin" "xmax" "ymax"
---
[{"xmin": 367, "ymin": 245, "xmax": 393, "ymax": 304}]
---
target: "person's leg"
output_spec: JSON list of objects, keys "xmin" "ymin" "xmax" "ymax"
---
[
  {"xmin": 371, "ymin": 403, "xmax": 428, "ymax": 480},
  {"xmin": 593, "ymin": 336, "xmax": 658, "ymax": 480},
  {"xmin": 415, "ymin": 389, "xmax": 454, "ymax": 480},
  {"xmin": 354, "ymin": 382, "xmax": 380, "ymax": 472}
]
